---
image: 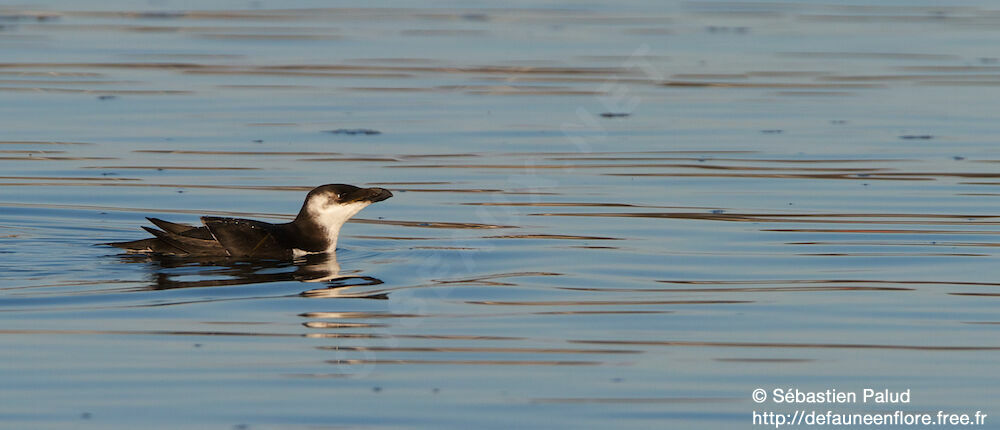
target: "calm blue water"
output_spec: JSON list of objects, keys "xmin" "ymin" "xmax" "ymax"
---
[{"xmin": 2, "ymin": 1, "xmax": 999, "ymax": 429}]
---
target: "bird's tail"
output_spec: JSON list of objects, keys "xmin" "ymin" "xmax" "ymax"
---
[{"xmin": 102, "ymin": 238, "xmax": 159, "ymax": 252}]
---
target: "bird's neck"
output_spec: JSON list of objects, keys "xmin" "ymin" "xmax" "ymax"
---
[{"xmin": 290, "ymin": 202, "xmax": 371, "ymax": 253}]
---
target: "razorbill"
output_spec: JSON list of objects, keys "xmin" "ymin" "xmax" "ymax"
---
[{"xmin": 106, "ymin": 184, "xmax": 392, "ymax": 259}]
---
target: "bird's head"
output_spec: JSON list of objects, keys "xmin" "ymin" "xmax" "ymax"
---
[{"xmin": 298, "ymin": 184, "xmax": 393, "ymax": 229}]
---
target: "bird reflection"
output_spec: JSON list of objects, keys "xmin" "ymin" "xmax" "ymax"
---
[{"xmin": 117, "ymin": 252, "xmax": 385, "ymax": 298}]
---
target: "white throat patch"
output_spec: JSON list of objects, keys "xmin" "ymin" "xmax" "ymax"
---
[{"xmin": 305, "ymin": 199, "xmax": 372, "ymax": 253}]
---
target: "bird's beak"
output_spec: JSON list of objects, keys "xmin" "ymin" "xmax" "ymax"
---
[{"xmin": 344, "ymin": 187, "xmax": 393, "ymax": 203}]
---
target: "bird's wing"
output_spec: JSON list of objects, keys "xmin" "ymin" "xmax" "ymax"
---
[
  {"xmin": 147, "ymin": 217, "xmax": 214, "ymax": 240},
  {"xmin": 141, "ymin": 226, "xmax": 227, "ymax": 256},
  {"xmin": 201, "ymin": 216, "xmax": 290, "ymax": 259}
]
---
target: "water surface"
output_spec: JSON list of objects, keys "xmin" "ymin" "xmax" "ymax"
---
[{"xmin": 2, "ymin": 1, "xmax": 999, "ymax": 428}]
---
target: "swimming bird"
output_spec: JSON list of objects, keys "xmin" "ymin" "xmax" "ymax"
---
[{"xmin": 106, "ymin": 184, "xmax": 392, "ymax": 259}]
